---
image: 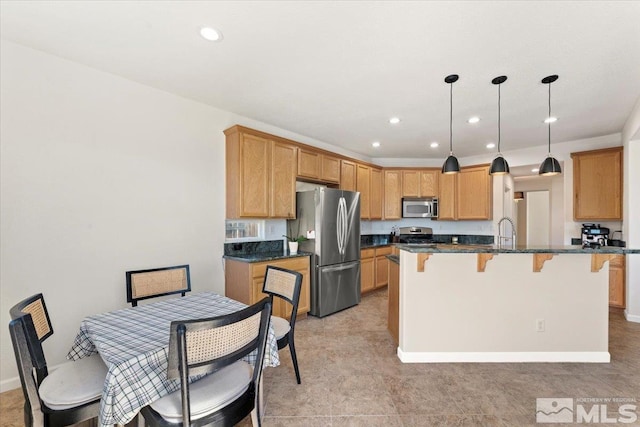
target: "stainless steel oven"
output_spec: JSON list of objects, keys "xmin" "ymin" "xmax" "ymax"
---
[{"xmin": 402, "ymin": 198, "xmax": 438, "ymax": 218}]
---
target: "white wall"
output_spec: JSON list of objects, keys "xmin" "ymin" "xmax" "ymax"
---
[
  {"xmin": 622, "ymin": 96, "xmax": 640, "ymax": 323},
  {"xmin": 0, "ymin": 40, "xmax": 365, "ymax": 390},
  {"xmin": 0, "ymin": 40, "xmax": 224, "ymax": 389}
]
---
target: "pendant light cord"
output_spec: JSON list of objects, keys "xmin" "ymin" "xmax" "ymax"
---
[
  {"xmin": 449, "ymin": 82, "xmax": 453, "ymax": 154},
  {"xmin": 497, "ymin": 83, "xmax": 501, "ymax": 153},
  {"xmin": 548, "ymin": 82, "xmax": 552, "ymax": 155}
]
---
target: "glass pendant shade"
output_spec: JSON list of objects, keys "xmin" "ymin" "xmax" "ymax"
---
[
  {"xmin": 442, "ymin": 155, "xmax": 460, "ymax": 174},
  {"xmin": 441, "ymin": 74, "xmax": 460, "ymax": 174},
  {"xmin": 489, "ymin": 154, "xmax": 510, "ymax": 175},
  {"xmin": 539, "ymin": 155, "xmax": 562, "ymax": 176}
]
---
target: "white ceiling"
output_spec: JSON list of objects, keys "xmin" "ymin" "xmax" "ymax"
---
[{"xmin": 2, "ymin": 1, "xmax": 639, "ymax": 162}]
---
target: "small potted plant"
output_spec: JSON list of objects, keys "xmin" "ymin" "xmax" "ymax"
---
[{"xmin": 283, "ymin": 234, "xmax": 307, "ymax": 254}]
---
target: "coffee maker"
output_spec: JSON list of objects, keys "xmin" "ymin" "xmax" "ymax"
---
[{"xmin": 581, "ymin": 223, "xmax": 610, "ymax": 247}]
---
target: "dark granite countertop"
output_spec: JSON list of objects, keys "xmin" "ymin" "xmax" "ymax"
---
[
  {"xmin": 396, "ymin": 244, "xmax": 640, "ymax": 254},
  {"xmin": 223, "ymin": 251, "xmax": 313, "ymax": 263},
  {"xmin": 386, "ymin": 254, "xmax": 400, "ymax": 264}
]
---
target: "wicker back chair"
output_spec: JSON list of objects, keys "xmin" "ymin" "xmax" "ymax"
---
[
  {"xmin": 140, "ymin": 298, "xmax": 272, "ymax": 427},
  {"xmin": 126, "ymin": 264, "xmax": 191, "ymax": 306},
  {"xmin": 9, "ymin": 293, "xmax": 108, "ymax": 427},
  {"xmin": 262, "ymin": 265, "xmax": 303, "ymax": 384}
]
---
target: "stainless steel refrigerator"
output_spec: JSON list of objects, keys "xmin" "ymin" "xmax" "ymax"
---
[{"xmin": 291, "ymin": 188, "xmax": 361, "ymax": 317}]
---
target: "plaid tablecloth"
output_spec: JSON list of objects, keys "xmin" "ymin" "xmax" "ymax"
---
[{"xmin": 67, "ymin": 292, "xmax": 279, "ymax": 427}]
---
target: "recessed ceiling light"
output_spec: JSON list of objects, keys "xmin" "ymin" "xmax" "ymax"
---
[
  {"xmin": 200, "ymin": 27, "xmax": 223, "ymax": 42},
  {"xmin": 389, "ymin": 117, "xmax": 401, "ymax": 124},
  {"xmin": 531, "ymin": 168, "xmax": 539, "ymax": 173},
  {"xmin": 430, "ymin": 142, "xmax": 439, "ymax": 148},
  {"xmin": 468, "ymin": 116, "xmax": 480, "ymax": 124},
  {"xmin": 486, "ymin": 143, "xmax": 496, "ymax": 149},
  {"xmin": 372, "ymin": 141, "xmax": 381, "ymax": 148},
  {"xmin": 544, "ymin": 116, "xmax": 558, "ymax": 124}
]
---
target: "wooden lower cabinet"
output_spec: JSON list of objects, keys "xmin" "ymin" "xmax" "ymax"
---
[
  {"xmin": 361, "ymin": 249, "xmax": 376, "ymax": 293},
  {"xmin": 609, "ymin": 255, "xmax": 625, "ymax": 308},
  {"xmin": 360, "ymin": 246, "xmax": 392, "ymax": 294},
  {"xmin": 375, "ymin": 246, "xmax": 392, "ymax": 288},
  {"xmin": 388, "ymin": 258, "xmax": 399, "ymax": 345},
  {"xmin": 224, "ymin": 256, "xmax": 311, "ymax": 319}
]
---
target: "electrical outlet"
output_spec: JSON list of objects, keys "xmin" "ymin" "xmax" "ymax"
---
[{"xmin": 536, "ymin": 319, "xmax": 545, "ymax": 332}]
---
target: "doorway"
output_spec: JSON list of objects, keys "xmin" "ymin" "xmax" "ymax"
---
[{"xmin": 518, "ymin": 190, "xmax": 550, "ymax": 246}]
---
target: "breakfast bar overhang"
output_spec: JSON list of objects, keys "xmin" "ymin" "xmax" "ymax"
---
[{"xmin": 396, "ymin": 244, "xmax": 639, "ymax": 364}]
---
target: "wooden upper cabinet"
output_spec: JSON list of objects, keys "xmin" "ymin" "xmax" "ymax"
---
[
  {"xmin": 402, "ymin": 171, "xmax": 420, "ymax": 197},
  {"xmin": 297, "ymin": 149, "xmax": 340, "ymax": 183},
  {"xmin": 402, "ymin": 169, "xmax": 439, "ymax": 198},
  {"xmin": 438, "ymin": 172, "xmax": 457, "ymax": 220},
  {"xmin": 571, "ymin": 147, "xmax": 623, "ymax": 220},
  {"xmin": 457, "ymin": 165, "xmax": 492, "ymax": 220},
  {"xmin": 321, "ymin": 155, "xmax": 341, "ymax": 183},
  {"xmin": 356, "ymin": 164, "xmax": 371, "ymax": 219},
  {"xmin": 420, "ymin": 170, "xmax": 439, "ymax": 197},
  {"xmin": 370, "ymin": 168, "xmax": 383, "ymax": 220},
  {"xmin": 270, "ymin": 141, "xmax": 297, "ymax": 218},
  {"xmin": 384, "ymin": 170, "xmax": 403, "ymax": 219},
  {"xmin": 297, "ymin": 148, "xmax": 320, "ymax": 180},
  {"xmin": 225, "ymin": 126, "xmax": 296, "ymax": 219},
  {"xmin": 226, "ymin": 129, "xmax": 271, "ymax": 218},
  {"xmin": 340, "ymin": 160, "xmax": 357, "ymax": 191}
]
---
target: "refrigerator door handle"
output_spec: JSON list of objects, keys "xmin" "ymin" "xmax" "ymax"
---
[
  {"xmin": 338, "ymin": 196, "xmax": 347, "ymax": 255},
  {"xmin": 337, "ymin": 198, "xmax": 342, "ymax": 254},
  {"xmin": 341, "ymin": 197, "xmax": 348, "ymax": 255}
]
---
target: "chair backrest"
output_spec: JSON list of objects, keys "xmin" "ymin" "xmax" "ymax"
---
[
  {"xmin": 166, "ymin": 298, "xmax": 272, "ymax": 425},
  {"xmin": 9, "ymin": 314, "xmax": 46, "ymax": 427},
  {"xmin": 10, "ymin": 293, "xmax": 53, "ymax": 341},
  {"xmin": 262, "ymin": 265, "xmax": 303, "ymax": 322},
  {"xmin": 9, "ymin": 294, "xmax": 51, "ymax": 380},
  {"xmin": 126, "ymin": 264, "xmax": 191, "ymax": 306}
]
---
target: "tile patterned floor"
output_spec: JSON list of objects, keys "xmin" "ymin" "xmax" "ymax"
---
[{"xmin": 2, "ymin": 289, "xmax": 639, "ymax": 426}]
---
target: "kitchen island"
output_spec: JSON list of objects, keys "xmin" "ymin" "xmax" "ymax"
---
[{"xmin": 394, "ymin": 244, "xmax": 639, "ymax": 364}]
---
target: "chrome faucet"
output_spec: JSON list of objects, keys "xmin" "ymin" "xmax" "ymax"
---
[{"xmin": 497, "ymin": 217, "xmax": 516, "ymax": 249}]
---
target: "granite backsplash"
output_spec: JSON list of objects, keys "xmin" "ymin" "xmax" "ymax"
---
[{"xmin": 224, "ymin": 239, "xmax": 284, "ymax": 256}]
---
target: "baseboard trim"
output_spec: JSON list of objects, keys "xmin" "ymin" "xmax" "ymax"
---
[
  {"xmin": 624, "ymin": 310, "xmax": 640, "ymax": 323},
  {"xmin": 0, "ymin": 377, "xmax": 21, "ymax": 393},
  {"xmin": 397, "ymin": 349, "xmax": 611, "ymax": 363}
]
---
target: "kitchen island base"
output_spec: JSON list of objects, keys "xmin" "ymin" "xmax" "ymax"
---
[{"xmin": 398, "ymin": 250, "xmax": 610, "ymax": 363}]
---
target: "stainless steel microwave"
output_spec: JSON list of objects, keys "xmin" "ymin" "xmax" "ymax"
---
[{"xmin": 402, "ymin": 197, "xmax": 438, "ymax": 218}]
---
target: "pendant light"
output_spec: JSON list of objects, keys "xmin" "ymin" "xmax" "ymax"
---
[
  {"xmin": 442, "ymin": 74, "xmax": 460, "ymax": 174},
  {"xmin": 489, "ymin": 75, "xmax": 510, "ymax": 175},
  {"xmin": 539, "ymin": 75, "xmax": 562, "ymax": 176}
]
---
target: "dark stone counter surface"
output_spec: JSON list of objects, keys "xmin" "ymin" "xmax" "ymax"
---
[
  {"xmin": 360, "ymin": 233, "xmax": 494, "ymax": 248},
  {"xmin": 224, "ymin": 251, "xmax": 312, "ymax": 263},
  {"xmin": 396, "ymin": 244, "xmax": 640, "ymax": 254},
  {"xmin": 387, "ymin": 254, "xmax": 400, "ymax": 264}
]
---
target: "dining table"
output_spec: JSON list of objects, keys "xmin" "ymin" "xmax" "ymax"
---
[{"xmin": 67, "ymin": 291, "xmax": 280, "ymax": 427}]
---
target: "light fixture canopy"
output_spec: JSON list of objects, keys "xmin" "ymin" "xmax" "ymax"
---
[
  {"xmin": 442, "ymin": 74, "xmax": 460, "ymax": 174},
  {"xmin": 539, "ymin": 75, "xmax": 562, "ymax": 176},
  {"xmin": 490, "ymin": 75, "xmax": 510, "ymax": 175}
]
